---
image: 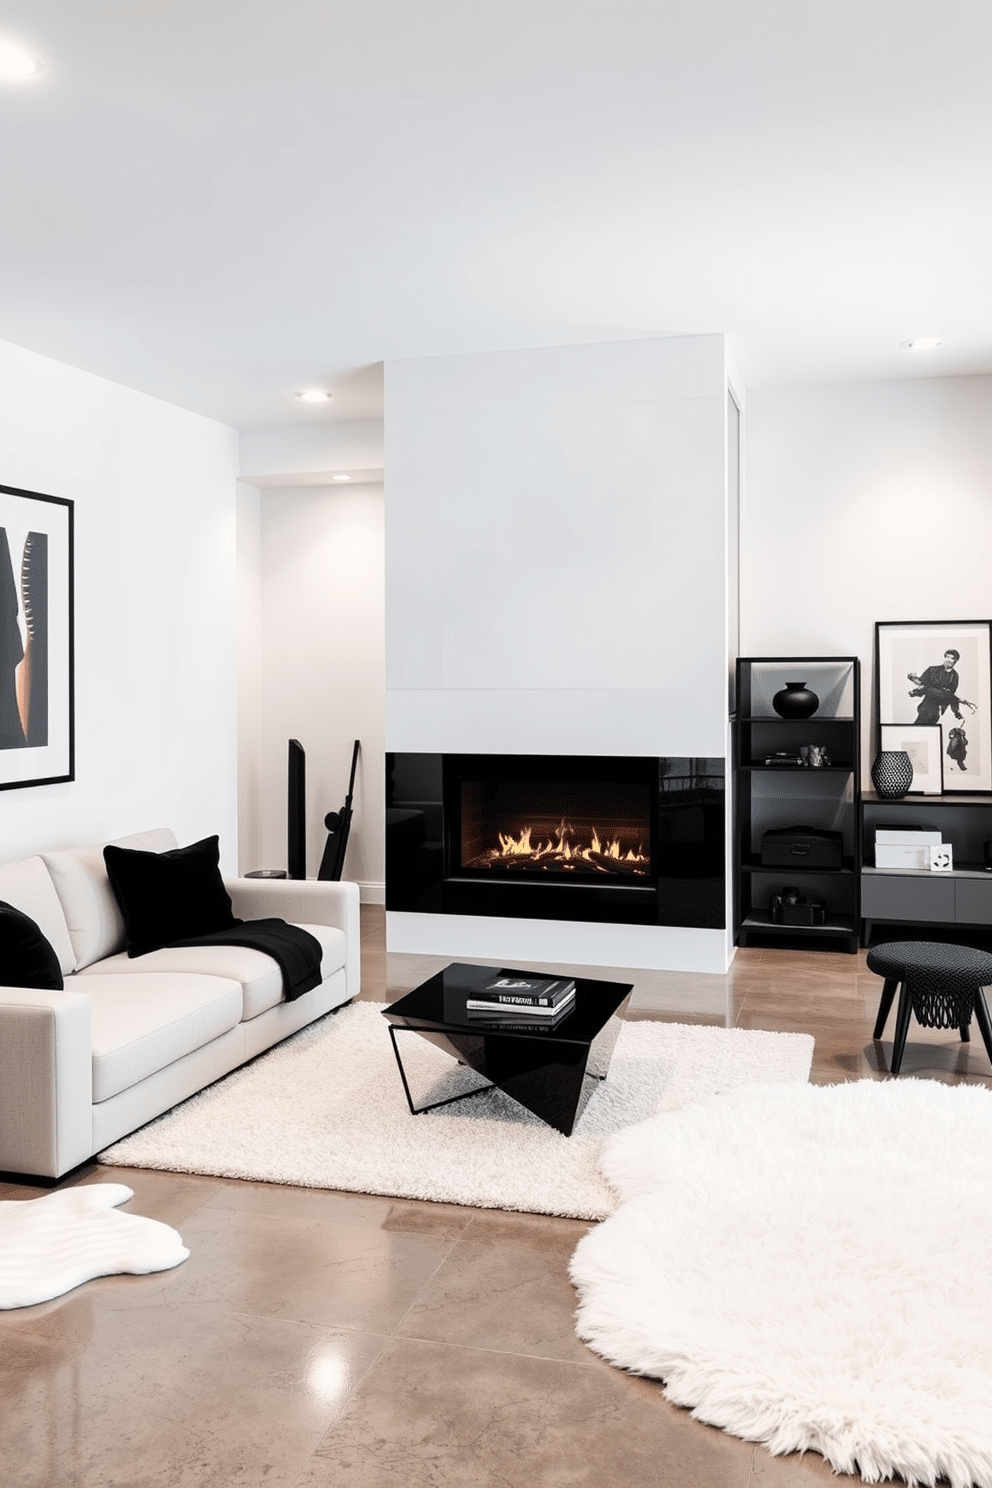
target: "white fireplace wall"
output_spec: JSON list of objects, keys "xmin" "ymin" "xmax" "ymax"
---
[
  {"xmin": 385, "ymin": 335, "xmax": 730, "ymax": 756},
  {"xmin": 384, "ymin": 334, "xmax": 734, "ymax": 971}
]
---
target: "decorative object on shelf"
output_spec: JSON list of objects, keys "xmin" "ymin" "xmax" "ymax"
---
[
  {"xmin": 878, "ymin": 724, "xmax": 942, "ymax": 794},
  {"xmin": 760, "ymin": 825, "xmax": 843, "ymax": 869},
  {"xmin": 768, "ymin": 889, "xmax": 826, "ymax": 925},
  {"xmin": 0, "ymin": 483, "xmax": 74, "ymax": 790},
  {"xmin": 928, "ymin": 844, "xmax": 954, "ymax": 872},
  {"xmin": 871, "ymin": 749, "xmax": 914, "ymax": 799},
  {"xmin": 874, "ymin": 828, "xmax": 940, "ymax": 870},
  {"xmin": 772, "ymin": 681, "xmax": 819, "ymax": 719},
  {"xmin": 875, "ymin": 619, "xmax": 992, "ymax": 793},
  {"xmin": 800, "ymin": 745, "xmax": 831, "ymax": 768}
]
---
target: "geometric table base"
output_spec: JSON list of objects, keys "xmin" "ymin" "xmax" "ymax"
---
[{"xmin": 384, "ymin": 964, "xmax": 633, "ymax": 1137}]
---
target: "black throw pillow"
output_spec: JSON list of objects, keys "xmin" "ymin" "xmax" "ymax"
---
[
  {"xmin": 103, "ymin": 835, "xmax": 239, "ymax": 958},
  {"xmin": 0, "ymin": 900, "xmax": 64, "ymax": 989}
]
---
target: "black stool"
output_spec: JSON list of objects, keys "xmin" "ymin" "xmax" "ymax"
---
[{"xmin": 867, "ymin": 940, "xmax": 992, "ymax": 1075}]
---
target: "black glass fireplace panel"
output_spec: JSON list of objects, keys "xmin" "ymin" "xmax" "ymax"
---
[{"xmin": 386, "ymin": 753, "xmax": 724, "ymax": 928}]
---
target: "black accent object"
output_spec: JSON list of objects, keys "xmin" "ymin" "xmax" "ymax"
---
[
  {"xmin": 168, "ymin": 919, "xmax": 323, "ymax": 1003},
  {"xmin": 772, "ymin": 682, "xmax": 819, "ymax": 719},
  {"xmin": 0, "ymin": 900, "xmax": 63, "ymax": 989},
  {"xmin": 103, "ymin": 835, "xmax": 238, "ymax": 958},
  {"xmin": 319, "ymin": 739, "xmax": 361, "ymax": 881},
  {"xmin": 760, "ymin": 826, "xmax": 843, "ymax": 870},
  {"xmin": 288, "ymin": 738, "xmax": 306, "ymax": 880},
  {"xmin": 871, "ymin": 750, "xmax": 914, "ymax": 799},
  {"xmin": 382, "ymin": 963, "xmax": 633, "ymax": 1136},
  {"xmin": 768, "ymin": 890, "xmax": 826, "ymax": 926},
  {"xmin": 735, "ymin": 657, "xmax": 861, "ymax": 953},
  {"xmin": 867, "ymin": 939, "xmax": 992, "ymax": 1075}
]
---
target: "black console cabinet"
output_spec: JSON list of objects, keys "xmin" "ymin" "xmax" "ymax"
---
[
  {"xmin": 734, "ymin": 657, "xmax": 861, "ymax": 953},
  {"xmin": 860, "ymin": 793, "xmax": 992, "ymax": 945}
]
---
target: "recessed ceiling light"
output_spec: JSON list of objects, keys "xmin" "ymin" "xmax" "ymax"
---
[
  {"xmin": 295, "ymin": 388, "xmax": 332, "ymax": 403},
  {"xmin": 330, "ymin": 474, "xmax": 352, "ymax": 483},
  {"xmin": 901, "ymin": 338, "xmax": 942, "ymax": 352},
  {"xmin": 0, "ymin": 41, "xmax": 43, "ymax": 80}
]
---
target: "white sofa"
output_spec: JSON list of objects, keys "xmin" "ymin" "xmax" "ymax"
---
[{"xmin": 0, "ymin": 828, "xmax": 360, "ymax": 1179}]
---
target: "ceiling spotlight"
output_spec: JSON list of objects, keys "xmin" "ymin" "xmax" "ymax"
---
[
  {"xmin": 901, "ymin": 338, "xmax": 942, "ymax": 352},
  {"xmin": 330, "ymin": 473, "xmax": 352, "ymax": 483},
  {"xmin": 0, "ymin": 41, "xmax": 43, "ymax": 80},
  {"xmin": 295, "ymin": 388, "xmax": 332, "ymax": 403}
]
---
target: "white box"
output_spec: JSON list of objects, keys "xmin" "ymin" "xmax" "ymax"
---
[
  {"xmin": 875, "ymin": 845, "xmax": 935, "ymax": 870},
  {"xmin": 875, "ymin": 829, "xmax": 942, "ymax": 847}
]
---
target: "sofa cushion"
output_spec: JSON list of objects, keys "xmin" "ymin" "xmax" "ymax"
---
[
  {"xmin": 0, "ymin": 856, "xmax": 76, "ymax": 977},
  {"xmin": 82, "ymin": 972, "xmax": 243, "ymax": 1103},
  {"xmin": 79, "ymin": 922, "xmax": 346, "ymax": 1021},
  {"xmin": 43, "ymin": 828, "xmax": 178, "ymax": 971},
  {"xmin": 0, "ymin": 901, "xmax": 64, "ymax": 989},
  {"xmin": 103, "ymin": 835, "xmax": 237, "ymax": 957}
]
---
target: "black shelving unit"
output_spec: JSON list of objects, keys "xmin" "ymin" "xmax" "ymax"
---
[{"xmin": 734, "ymin": 657, "xmax": 861, "ymax": 953}]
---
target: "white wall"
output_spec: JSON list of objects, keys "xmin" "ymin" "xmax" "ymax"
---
[
  {"xmin": 0, "ymin": 337, "xmax": 240, "ymax": 866},
  {"xmin": 237, "ymin": 481, "xmax": 263, "ymax": 866},
  {"xmin": 744, "ymin": 374, "xmax": 992, "ymax": 765},
  {"xmin": 385, "ymin": 335, "xmax": 731, "ymax": 758},
  {"xmin": 242, "ymin": 483, "xmax": 385, "ymax": 893}
]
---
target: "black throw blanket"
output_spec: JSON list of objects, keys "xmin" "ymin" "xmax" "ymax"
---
[{"xmin": 169, "ymin": 918, "xmax": 323, "ymax": 1002}]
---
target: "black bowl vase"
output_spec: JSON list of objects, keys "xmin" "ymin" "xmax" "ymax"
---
[
  {"xmin": 772, "ymin": 682, "xmax": 819, "ymax": 719},
  {"xmin": 871, "ymin": 750, "xmax": 914, "ymax": 799}
]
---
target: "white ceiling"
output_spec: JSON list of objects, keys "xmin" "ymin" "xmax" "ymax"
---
[{"xmin": 1, "ymin": 0, "xmax": 990, "ymax": 428}]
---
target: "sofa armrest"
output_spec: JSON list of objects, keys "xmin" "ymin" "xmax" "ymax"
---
[
  {"xmin": 224, "ymin": 878, "xmax": 361, "ymax": 999},
  {"xmin": 0, "ymin": 986, "xmax": 93, "ymax": 1179}
]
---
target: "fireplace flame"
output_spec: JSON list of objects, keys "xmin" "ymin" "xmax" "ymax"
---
[{"xmin": 492, "ymin": 819, "xmax": 648, "ymax": 873}]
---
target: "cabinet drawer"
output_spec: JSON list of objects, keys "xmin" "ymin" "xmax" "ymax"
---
[
  {"xmin": 861, "ymin": 875, "xmax": 955, "ymax": 922},
  {"xmin": 954, "ymin": 879, "xmax": 992, "ymax": 925}
]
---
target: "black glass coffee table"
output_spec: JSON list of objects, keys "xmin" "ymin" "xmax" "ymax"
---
[{"xmin": 382, "ymin": 962, "xmax": 633, "ymax": 1136}]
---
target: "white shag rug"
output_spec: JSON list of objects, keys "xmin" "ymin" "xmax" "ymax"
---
[
  {"xmin": 100, "ymin": 1002, "xmax": 813, "ymax": 1220},
  {"xmin": 570, "ymin": 1078, "xmax": 992, "ymax": 1488},
  {"xmin": 0, "ymin": 1184, "xmax": 189, "ymax": 1309}
]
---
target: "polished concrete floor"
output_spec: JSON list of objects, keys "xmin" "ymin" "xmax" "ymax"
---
[{"xmin": 2, "ymin": 907, "xmax": 990, "ymax": 1487}]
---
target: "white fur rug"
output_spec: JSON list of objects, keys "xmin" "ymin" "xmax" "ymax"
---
[
  {"xmin": 570, "ymin": 1078, "xmax": 992, "ymax": 1487},
  {"xmin": 0, "ymin": 1184, "xmax": 189, "ymax": 1309},
  {"xmin": 100, "ymin": 1002, "xmax": 813, "ymax": 1220}
]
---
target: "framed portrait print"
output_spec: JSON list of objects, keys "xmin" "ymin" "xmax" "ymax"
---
[
  {"xmin": 879, "ymin": 724, "xmax": 943, "ymax": 794},
  {"xmin": 0, "ymin": 483, "xmax": 74, "ymax": 789},
  {"xmin": 875, "ymin": 620, "xmax": 992, "ymax": 794}
]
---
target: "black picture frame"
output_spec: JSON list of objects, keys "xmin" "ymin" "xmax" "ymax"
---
[
  {"xmin": 875, "ymin": 620, "xmax": 992, "ymax": 794},
  {"xmin": 0, "ymin": 483, "xmax": 74, "ymax": 789}
]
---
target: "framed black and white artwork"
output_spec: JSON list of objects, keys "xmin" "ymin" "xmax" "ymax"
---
[
  {"xmin": 0, "ymin": 484, "xmax": 74, "ymax": 789},
  {"xmin": 879, "ymin": 724, "xmax": 943, "ymax": 794},
  {"xmin": 875, "ymin": 620, "xmax": 992, "ymax": 794}
]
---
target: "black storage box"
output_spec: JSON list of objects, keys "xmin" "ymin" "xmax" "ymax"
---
[{"xmin": 760, "ymin": 826, "xmax": 843, "ymax": 869}]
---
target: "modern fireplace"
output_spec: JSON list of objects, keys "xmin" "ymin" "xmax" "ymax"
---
[{"xmin": 386, "ymin": 753, "xmax": 724, "ymax": 929}]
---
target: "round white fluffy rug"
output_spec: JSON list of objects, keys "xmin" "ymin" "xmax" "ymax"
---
[
  {"xmin": 570, "ymin": 1078, "xmax": 992, "ymax": 1487},
  {"xmin": 100, "ymin": 1001, "xmax": 812, "ymax": 1220}
]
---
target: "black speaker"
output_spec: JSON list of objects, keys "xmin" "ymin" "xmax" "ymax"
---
[{"xmin": 288, "ymin": 738, "xmax": 306, "ymax": 880}]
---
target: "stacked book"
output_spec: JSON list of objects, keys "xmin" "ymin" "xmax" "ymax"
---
[{"xmin": 465, "ymin": 974, "xmax": 577, "ymax": 1028}]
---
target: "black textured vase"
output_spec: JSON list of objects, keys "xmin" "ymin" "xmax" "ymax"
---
[
  {"xmin": 871, "ymin": 750, "xmax": 914, "ymax": 799},
  {"xmin": 772, "ymin": 682, "xmax": 819, "ymax": 719}
]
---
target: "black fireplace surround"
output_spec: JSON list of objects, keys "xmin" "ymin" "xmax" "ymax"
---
[{"xmin": 386, "ymin": 753, "xmax": 725, "ymax": 929}]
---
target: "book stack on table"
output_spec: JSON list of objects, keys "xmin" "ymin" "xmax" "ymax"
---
[{"xmin": 464, "ymin": 974, "xmax": 577, "ymax": 1028}]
